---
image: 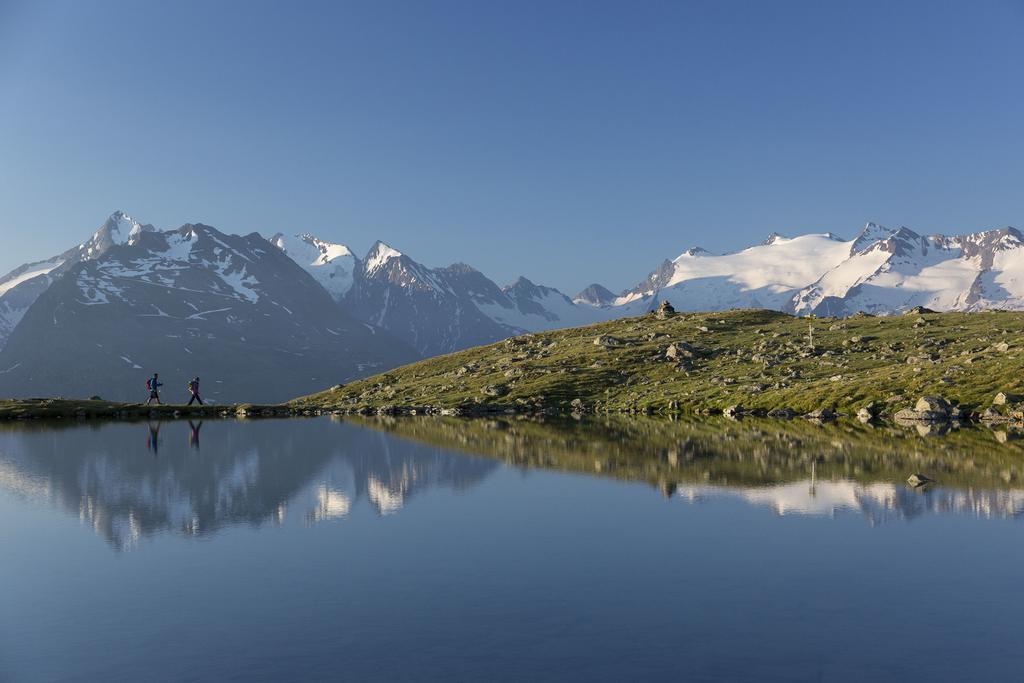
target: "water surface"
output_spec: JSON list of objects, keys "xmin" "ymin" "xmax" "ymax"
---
[{"xmin": 1, "ymin": 417, "xmax": 1023, "ymax": 681}]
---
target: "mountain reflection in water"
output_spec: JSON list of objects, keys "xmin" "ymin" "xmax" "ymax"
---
[
  {"xmin": 1, "ymin": 415, "xmax": 1024, "ymax": 550},
  {"xmin": 0, "ymin": 419, "xmax": 498, "ymax": 550}
]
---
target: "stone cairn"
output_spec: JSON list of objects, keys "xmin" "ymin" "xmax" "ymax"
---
[{"xmin": 655, "ymin": 300, "xmax": 676, "ymax": 320}]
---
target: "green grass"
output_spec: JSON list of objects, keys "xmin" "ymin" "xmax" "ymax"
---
[{"xmin": 292, "ymin": 308, "xmax": 1024, "ymax": 416}]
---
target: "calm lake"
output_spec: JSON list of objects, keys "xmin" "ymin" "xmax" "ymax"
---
[{"xmin": 1, "ymin": 416, "xmax": 1023, "ymax": 682}]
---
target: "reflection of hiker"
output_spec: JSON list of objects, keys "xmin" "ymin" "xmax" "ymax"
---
[
  {"xmin": 187, "ymin": 376, "xmax": 203, "ymax": 405},
  {"xmin": 188, "ymin": 420, "xmax": 202, "ymax": 450},
  {"xmin": 146, "ymin": 373, "xmax": 163, "ymax": 405},
  {"xmin": 147, "ymin": 421, "xmax": 161, "ymax": 456}
]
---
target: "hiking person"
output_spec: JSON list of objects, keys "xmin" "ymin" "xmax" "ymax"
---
[
  {"xmin": 146, "ymin": 372, "xmax": 163, "ymax": 405},
  {"xmin": 187, "ymin": 376, "xmax": 203, "ymax": 406}
]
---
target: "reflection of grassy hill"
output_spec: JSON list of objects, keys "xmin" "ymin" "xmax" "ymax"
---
[
  {"xmin": 294, "ymin": 309, "xmax": 1024, "ymax": 415},
  {"xmin": 343, "ymin": 414, "xmax": 1024, "ymax": 492}
]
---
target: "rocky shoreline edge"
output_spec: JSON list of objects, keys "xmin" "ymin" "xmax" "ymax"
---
[{"xmin": 3, "ymin": 391, "xmax": 1023, "ymax": 426}]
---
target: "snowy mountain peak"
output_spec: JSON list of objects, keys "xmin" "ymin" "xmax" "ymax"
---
[
  {"xmin": 851, "ymin": 222, "xmax": 897, "ymax": 253},
  {"xmin": 675, "ymin": 247, "xmax": 709, "ymax": 260},
  {"xmin": 81, "ymin": 211, "xmax": 154, "ymax": 259},
  {"xmin": 271, "ymin": 233, "xmax": 353, "ymax": 265},
  {"xmin": 573, "ymin": 283, "xmax": 617, "ymax": 307},
  {"xmin": 761, "ymin": 232, "xmax": 782, "ymax": 246},
  {"xmin": 269, "ymin": 232, "xmax": 357, "ymax": 301},
  {"xmin": 365, "ymin": 241, "xmax": 403, "ymax": 274}
]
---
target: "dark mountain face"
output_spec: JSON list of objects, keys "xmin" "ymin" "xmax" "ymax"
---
[
  {"xmin": 341, "ymin": 243, "xmax": 517, "ymax": 357},
  {"xmin": 573, "ymin": 283, "xmax": 617, "ymax": 306},
  {"xmin": 0, "ymin": 211, "xmax": 154, "ymax": 350},
  {"xmin": 0, "ymin": 224, "xmax": 415, "ymax": 403}
]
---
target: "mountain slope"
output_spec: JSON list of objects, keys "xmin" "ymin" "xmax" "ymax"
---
[
  {"xmin": 0, "ymin": 211, "xmax": 155, "ymax": 349},
  {"xmin": 0, "ymin": 223, "xmax": 415, "ymax": 403}
]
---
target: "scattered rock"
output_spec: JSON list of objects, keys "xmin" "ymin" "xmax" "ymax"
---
[
  {"xmin": 994, "ymin": 391, "xmax": 1023, "ymax": 405},
  {"xmin": 804, "ymin": 408, "xmax": 835, "ymax": 420},
  {"xmin": 655, "ymin": 300, "xmax": 676, "ymax": 319},
  {"xmin": 907, "ymin": 473, "xmax": 933, "ymax": 488},
  {"xmin": 993, "ymin": 341, "xmax": 1011, "ymax": 353},
  {"xmin": 894, "ymin": 396, "xmax": 953, "ymax": 422},
  {"xmin": 915, "ymin": 396, "xmax": 950, "ymax": 414},
  {"xmin": 480, "ymin": 384, "xmax": 508, "ymax": 397},
  {"xmin": 594, "ymin": 335, "xmax": 622, "ymax": 347},
  {"xmin": 767, "ymin": 407, "xmax": 795, "ymax": 418},
  {"xmin": 665, "ymin": 341, "xmax": 703, "ymax": 361}
]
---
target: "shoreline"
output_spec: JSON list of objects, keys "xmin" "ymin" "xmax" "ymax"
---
[{"xmin": 2, "ymin": 396, "xmax": 1023, "ymax": 428}]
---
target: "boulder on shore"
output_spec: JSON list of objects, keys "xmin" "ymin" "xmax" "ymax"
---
[
  {"xmin": 907, "ymin": 473, "xmax": 933, "ymax": 488},
  {"xmin": 915, "ymin": 396, "xmax": 950, "ymax": 414},
  {"xmin": 993, "ymin": 391, "xmax": 1023, "ymax": 406},
  {"xmin": 723, "ymin": 404, "xmax": 744, "ymax": 418},
  {"xmin": 894, "ymin": 396, "xmax": 953, "ymax": 422}
]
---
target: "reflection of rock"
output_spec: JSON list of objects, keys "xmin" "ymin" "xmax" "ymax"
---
[{"xmin": 907, "ymin": 473, "xmax": 933, "ymax": 488}]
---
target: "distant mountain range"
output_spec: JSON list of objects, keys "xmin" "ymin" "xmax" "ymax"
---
[{"xmin": 1, "ymin": 211, "xmax": 1022, "ymax": 401}]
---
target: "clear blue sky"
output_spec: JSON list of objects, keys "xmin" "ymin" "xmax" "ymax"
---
[{"xmin": 1, "ymin": 0, "xmax": 1022, "ymax": 293}]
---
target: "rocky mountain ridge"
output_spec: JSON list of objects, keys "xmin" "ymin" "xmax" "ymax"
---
[{"xmin": 3, "ymin": 212, "xmax": 1024, "ymax": 401}]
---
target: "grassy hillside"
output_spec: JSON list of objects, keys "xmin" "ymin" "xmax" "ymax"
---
[{"xmin": 292, "ymin": 308, "xmax": 1024, "ymax": 416}]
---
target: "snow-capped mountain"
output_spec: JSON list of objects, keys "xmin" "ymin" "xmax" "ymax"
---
[
  {"xmin": 0, "ymin": 211, "xmax": 156, "ymax": 349},
  {"xmin": 580, "ymin": 221, "xmax": 1024, "ymax": 318},
  {"xmin": 603, "ymin": 231, "xmax": 857, "ymax": 313},
  {"xmin": 268, "ymin": 232, "xmax": 357, "ymax": 301},
  {"xmin": 342, "ymin": 242, "xmax": 521, "ymax": 356},
  {"xmin": 5, "ymin": 212, "xmax": 1024, "ymax": 402},
  {"xmin": 0, "ymin": 215, "xmax": 415, "ymax": 402},
  {"xmin": 790, "ymin": 224, "xmax": 1024, "ymax": 316},
  {"xmin": 270, "ymin": 235, "xmax": 601, "ymax": 356}
]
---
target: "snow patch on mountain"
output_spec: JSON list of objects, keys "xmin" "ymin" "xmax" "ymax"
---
[
  {"xmin": 477, "ymin": 277, "xmax": 606, "ymax": 331},
  {"xmin": 615, "ymin": 232, "xmax": 853, "ymax": 311},
  {"xmin": 270, "ymin": 233, "xmax": 357, "ymax": 300},
  {"xmin": 365, "ymin": 242, "xmax": 403, "ymax": 274},
  {"xmin": 0, "ymin": 259, "xmax": 64, "ymax": 298}
]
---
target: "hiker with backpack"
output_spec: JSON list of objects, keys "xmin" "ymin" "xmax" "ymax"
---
[
  {"xmin": 146, "ymin": 373, "xmax": 163, "ymax": 405},
  {"xmin": 187, "ymin": 376, "xmax": 203, "ymax": 406}
]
